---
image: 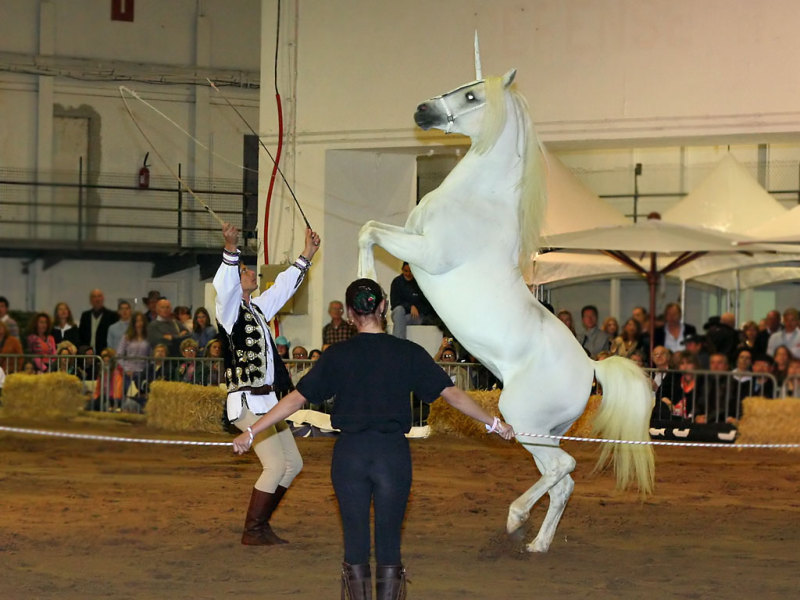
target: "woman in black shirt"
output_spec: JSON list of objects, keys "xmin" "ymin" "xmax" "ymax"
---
[{"xmin": 234, "ymin": 278, "xmax": 513, "ymax": 600}]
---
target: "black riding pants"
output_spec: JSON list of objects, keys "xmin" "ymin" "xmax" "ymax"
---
[{"xmin": 331, "ymin": 430, "xmax": 412, "ymax": 565}]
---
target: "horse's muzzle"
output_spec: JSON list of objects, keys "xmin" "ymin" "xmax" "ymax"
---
[{"xmin": 414, "ymin": 106, "xmax": 437, "ymax": 130}]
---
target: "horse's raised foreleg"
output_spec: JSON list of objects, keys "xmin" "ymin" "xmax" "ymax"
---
[
  {"xmin": 357, "ymin": 221, "xmax": 410, "ymax": 279},
  {"xmin": 358, "ymin": 219, "xmax": 454, "ymax": 279},
  {"xmin": 507, "ymin": 447, "xmax": 576, "ymax": 553}
]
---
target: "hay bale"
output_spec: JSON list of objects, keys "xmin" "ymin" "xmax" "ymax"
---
[
  {"xmin": 146, "ymin": 381, "xmax": 226, "ymax": 433},
  {"xmin": 428, "ymin": 389, "xmax": 602, "ymax": 440},
  {"xmin": 736, "ymin": 396, "xmax": 800, "ymax": 450},
  {"xmin": 428, "ymin": 389, "xmax": 501, "ymax": 439},
  {"xmin": 2, "ymin": 372, "xmax": 86, "ymax": 419}
]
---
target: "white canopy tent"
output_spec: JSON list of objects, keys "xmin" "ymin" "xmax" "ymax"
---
[{"xmin": 534, "ymin": 154, "xmax": 800, "ymax": 290}]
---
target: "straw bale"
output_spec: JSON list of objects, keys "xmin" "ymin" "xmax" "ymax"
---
[
  {"xmin": 428, "ymin": 389, "xmax": 602, "ymax": 439},
  {"xmin": 736, "ymin": 396, "xmax": 800, "ymax": 451},
  {"xmin": 428, "ymin": 389, "xmax": 501, "ymax": 438},
  {"xmin": 146, "ymin": 381, "xmax": 226, "ymax": 433},
  {"xmin": 2, "ymin": 372, "xmax": 86, "ymax": 419},
  {"xmin": 566, "ymin": 394, "xmax": 602, "ymax": 438}
]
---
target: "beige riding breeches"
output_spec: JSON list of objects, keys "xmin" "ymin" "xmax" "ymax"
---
[{"xmin": 236, "ymin": 409, "xmax": 303, "ymax": 492}]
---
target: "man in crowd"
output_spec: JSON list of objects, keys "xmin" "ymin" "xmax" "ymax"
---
[
  {"xmin": 321, "ymin": 300, "xmax": 357, "ymax": 346},
  {"xmin": 767, "ymin": 307, "xmax": 800, "ymax": 359},
  {"xmin": 79, "ymin": 289, "xmax": 119, "ymax": 353},
  {"xmin": 147, "ymin": 298, "xmax": 189, "ymax": 356},
  {"xmin": 704, "ymin": 312, "xmax": 739, "ymax": 364},
  {"xmin": 653, "ymin": 302, "xmax": 697, "ymax": 353},
  {"xmin": 143, "ymin": 290, "xmax": 161, "ymax": 322},
  {"xmin": 755, "ymin": 309, "xmax": 782, "ymax": 356},
  {"xmin": 0, "ymin": 296, "xmax": 20, "ymax": 338},
  {"xmin": 106, "ymin": 300, "xmax": 132, "ymax": 353},
  {"xmin": 580, "ymin": 305, "xmax": 609, "ymax": 358},
  {"xmin": 390, "ymin": 262, "xmax": 438, "ymax": 339}
]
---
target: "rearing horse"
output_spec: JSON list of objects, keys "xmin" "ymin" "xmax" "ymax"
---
[{"xmin": 357, "ymin": 69, "xmax": 654, "ymax": 553}]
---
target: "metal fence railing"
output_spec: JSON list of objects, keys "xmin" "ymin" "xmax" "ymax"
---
[
  {"xmin": 2, "ymin": 355, "xmax": 792, "ymax": 429},
  {"xmin": 643, "ymin": 367, "xmax": 782, "ymax": 425}
]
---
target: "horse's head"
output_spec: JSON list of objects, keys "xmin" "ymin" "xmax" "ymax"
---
[{"xmin": 414, "ymin": 69, "xmax": 516, "ymax": 137}]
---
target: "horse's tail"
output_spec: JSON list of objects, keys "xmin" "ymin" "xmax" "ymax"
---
[{"xmin": 591, "ymin": 356, "xmax": 655, "ymax": 495}]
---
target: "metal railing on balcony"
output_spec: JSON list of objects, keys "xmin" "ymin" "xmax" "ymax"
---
[{"xmin": 0, "ymin": 165, "xmax": 256, "ymax": 252}]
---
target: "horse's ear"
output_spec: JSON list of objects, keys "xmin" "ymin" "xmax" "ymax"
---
[{"xmin": 502, "ymin": 68, "xmax": 517, "ymax": 88}]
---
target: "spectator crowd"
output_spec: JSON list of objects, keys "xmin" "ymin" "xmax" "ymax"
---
[{"xmin": 1, "ymin": 275, "xmax": 799, "ymax": 426}]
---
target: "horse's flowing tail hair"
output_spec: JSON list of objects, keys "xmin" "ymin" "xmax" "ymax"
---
[
  {"xmin": 470, "ymin": 76, "xmax": 547, "ymax": 267},
  {"xmin": 591, "ymin": 356, "xmax": 655, "ymax": 495}
]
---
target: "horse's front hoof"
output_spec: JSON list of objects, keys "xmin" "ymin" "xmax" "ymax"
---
[{"xmin": 506, "ymin": 508, "xmax": 528, "ymax": 534}]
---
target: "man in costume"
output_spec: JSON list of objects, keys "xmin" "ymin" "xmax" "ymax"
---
[{"xmin": 215, "ymin": 221, "xmax": 320, "ymax": 545}]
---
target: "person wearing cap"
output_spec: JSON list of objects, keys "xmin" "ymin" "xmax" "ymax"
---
[
  {"xmin": 232, "ymin": 278, "xmax": 514, "ymax": 599},
  {"xmin": 274, "ymin": 335, "xmax": 290, "ymax": 359},
  {"xmin": 142, "ymin": 290, "xmax": 161, "ymax": 322},
  {"xmin": 684, "ymin": 333, "xmax": 709, "ymax": 370},
  {"xmin": 215, "ymin": 221, "xmax": 320, "ymax": 546}
]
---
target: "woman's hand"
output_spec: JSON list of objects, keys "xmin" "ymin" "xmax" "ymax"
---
[
  {"xmin": 494, "ymin": 421, "xmax": 515, "ymax": 440},
  {"xmin": 232, "ymin": 431, "xmax": 253, "ymax": 454},
  {"xmin": 302, "ymin": 228, "xmax": 321, "ymax": 260}
]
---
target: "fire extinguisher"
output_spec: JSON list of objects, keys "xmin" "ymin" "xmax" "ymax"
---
[{"xmin": 138, "ymin": 152, "xmax": 150, "ymax": 189}]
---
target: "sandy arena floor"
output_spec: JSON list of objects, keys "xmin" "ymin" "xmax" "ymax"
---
[{"xmin": 1, "ymin": 417, "xmax": 799, "ymax": 599}]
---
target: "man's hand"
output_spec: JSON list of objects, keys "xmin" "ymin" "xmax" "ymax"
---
[
  {"xmin": 302, "ymin": 228, "xmax": 321, "ymax": 260},
  {"xmin": 410, "ymin": 306, "xmax": 420, "ymax": 319},
  {"xmin": 223, "ymin": 223, "xmax": 239, "ymax": 252}
]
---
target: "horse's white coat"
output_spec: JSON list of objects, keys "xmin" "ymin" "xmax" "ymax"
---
[{"xmin": 358, "ymin": 72, "xmax": 654, "ymax": 553}]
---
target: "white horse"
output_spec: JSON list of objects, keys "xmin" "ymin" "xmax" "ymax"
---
[{"xmin": 357, "ymin": 69, "xmax": 655, "ymax": 553}]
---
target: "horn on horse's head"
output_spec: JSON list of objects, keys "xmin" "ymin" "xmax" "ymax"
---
[{"xmin": 474, "ymin": 30, "xmax": 482, "ymax": 80}]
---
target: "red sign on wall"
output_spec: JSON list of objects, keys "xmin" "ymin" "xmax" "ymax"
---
[{"xmin": 111, "ymin": 0, "xmax": 134, "ymax": 22}]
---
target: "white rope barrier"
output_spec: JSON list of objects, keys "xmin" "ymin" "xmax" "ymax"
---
[
  {"xmin": 1, "ymin": 424, "xmax": 798, "ymax": 450},
  {"xmin": 514, "ymin": 430, "xmax": 800, "ymax": 449},
  {"xmin": 0, "ymin": 425, "xmax": 232, "ymax": 447}
]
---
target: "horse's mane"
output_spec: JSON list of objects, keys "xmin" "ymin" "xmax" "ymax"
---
[{"xmin": 471, "ymin": 77, "xmax": 547, "ymax": 267}]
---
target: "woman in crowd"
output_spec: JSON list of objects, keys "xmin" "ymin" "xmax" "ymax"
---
[
  {"xmin": 55, "ymin": 340, "xmax": 81, "ymax": 377},
  {"xmin": 117, "ymin": 311, "xmax": 150, "ymax": 406},
  {"xmin": 557, "ymin": 309, "xmax": 577, "ymax": 337},
  {"xmin": 232, "ymin": 278, "xmax": 514, "ymax": 599},
  {"xmin": 308, "ymin": 348, "xmax": 322, "ymax": 361},
  {"xmin": 174, "ymin": 305, "xmax": 193, "ymax": 331},
  {"xmin": 772, "ymin": 345, "xmax": 792, "ymax": 387},
  {"xmin": 738, "ymin": 320, "xmax": 759, "ymax": 352},
  {"xmin": 51, "ymin": 302, "xmax": 81, "ymax": 346},
  {"xmin": 609, "ymin": 318, "xmax": 642, "ymax": 359},
  {"xmin": 26, "ymin": 312, "xmax": 56, "ymax": 373},
  {"xmin": 0, "ymin": 320, "xmax": 24, "ymax": 373},
  {"xmin": 191, "ymin": 307, "xmax": 217, "ymax": 354},
  {"xmin": 601, "ymin": 316, "xmax": 619, "ymax": 340},
  {"xmin": 203, "ymin": 337, "xmax": 224, "ymax": 386},
  {"xmin": 176, "ymin": 338, "xmax": 200, "ymax": 383}
]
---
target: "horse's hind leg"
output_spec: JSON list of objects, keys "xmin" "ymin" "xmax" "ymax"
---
[
  {"xmin": 507, "ymin": 447, "xmax": 576, "ymax": 553},
  {"xmin": 528, "ymin": 472, "xmax": 574, "ymax": 553}
]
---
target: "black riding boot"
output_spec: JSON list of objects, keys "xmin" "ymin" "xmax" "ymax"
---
[
  {"xmin": 341, "ymin": 562, "xmax": 372, "ymax": 600},
  {"xmin": 375, "ymin": 564, "xmax": 406, "ymax": 600}
]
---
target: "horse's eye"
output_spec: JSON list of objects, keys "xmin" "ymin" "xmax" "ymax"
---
[{"xmin": 465, "ymin": 92, "xmax": 475, "ymax": 101}]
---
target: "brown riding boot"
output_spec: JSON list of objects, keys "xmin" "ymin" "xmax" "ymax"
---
[
  {"xmin": 341, "ymin": 562, "xmax": 372, "ymax": 600},
  {"xmin": 375, "ymin": 564, "xmax": 406, "ymax": 600},
  {"xmin": 241, "ymin": 488, "xmax": 288, "ymax": 546}
]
